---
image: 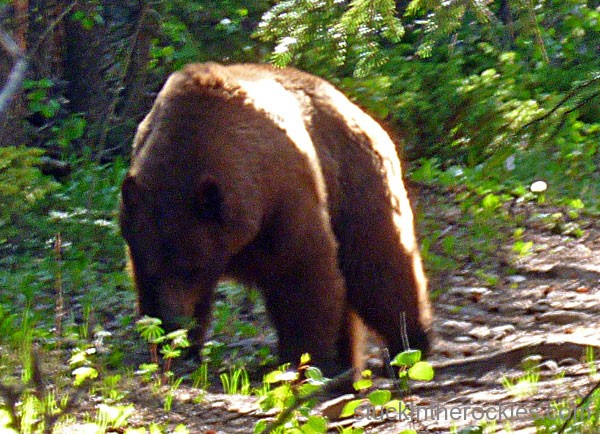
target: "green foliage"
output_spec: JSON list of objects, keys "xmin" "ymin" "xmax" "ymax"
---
[
  {"xmin": 71, "ymin": 5, "xmax": 105, "ymax": 30},
  {"xmin": 256, "ymin": 0, "xmax": 406, "ymax": 77},
  {"xmin": 220, "ymin": 367, "xmax": 251, "ymax": 395},
  {"xmin": 340, "ymin": 350, "xmax": 434, "ymax": 423},
  {"xmin": 204, "ymin": 283, "xmax": 275, "ymax": 370},
  {"xmin": 21, "ymin": 78, "xmax": 88, "ymax": 155},
  {"xmin": 191, "ymin": 362, "xmax": 210, "ymax": 390},
  {"xmin": 51, "ymin": 115, "xmax": 87, "ymax": 150},
  {"xmin": 135, "ymin": 316, "xmax": 190, "ymax": 383},
  {"xmin": 0, "ymin": 147, "xmax": 58, "ymax": 232},
  {"xmin": 23, "ymin": 79, "xmax": 61, "ymax": 119},
  {"xmin": 535, "ymin": 389, "xmax": 600, "ymax": 433},
  {"xmin": 70, "ymin": 349, "xmax": 99, "ymax": 386},
  {"xmin": 149, "ymin": 0, "xmax": 272, "ymax": 73},
  {"xmin": 255, "ymin": 355, "xmax": 331, "ymax": 434}
]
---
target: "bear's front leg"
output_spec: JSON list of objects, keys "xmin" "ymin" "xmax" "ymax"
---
[{"xmin": 255, "ymin": 201, "xmax": 348, "ymax": 377}]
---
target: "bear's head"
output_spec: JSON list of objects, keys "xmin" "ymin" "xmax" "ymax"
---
[{"xmin": 119, "ymin": 173, "xmax": 227, "ymax": 337}]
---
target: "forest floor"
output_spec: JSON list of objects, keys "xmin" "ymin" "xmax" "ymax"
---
[{"xmin": 48, "ymin": 192, "xmax": 600, "ymax": 434}]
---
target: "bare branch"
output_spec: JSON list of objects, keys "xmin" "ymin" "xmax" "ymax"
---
[
  {"xmin": 521, "ymin": 73, "xmax": 600, "ymax": 131},
  {"xmin": 0, "ymin": 2, "xmax": 78, "ymax": 120},
  {"xmin": 0, "ymin": 28, "xmax": 27, "ymax": 119},
  {"xmin": 29, "ymin": 1, "xmax": 78, "ymax": 57}
]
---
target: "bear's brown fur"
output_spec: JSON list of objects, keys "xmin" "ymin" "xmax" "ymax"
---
[{"xmin": 119, "ymin": 62, "xmax": 432, "ymax": 375}]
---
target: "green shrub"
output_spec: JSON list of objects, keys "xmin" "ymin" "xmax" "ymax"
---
[{"xmin": 0, "ymin": 147, "xmax": 58, "ymax": 232}]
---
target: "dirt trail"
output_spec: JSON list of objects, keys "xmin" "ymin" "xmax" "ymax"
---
[{"xmin": 362, "ymin": 226, "xmax": 600, "ymax": 433}]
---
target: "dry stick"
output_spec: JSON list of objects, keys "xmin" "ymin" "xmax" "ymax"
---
[
  {"xmin": 399, "ymin": 311, "xmax": 410, "ymax": 352},
  {"xmin": 261, "ymin": 368, "xmax": 355, "ymax": 434},
  {"xmin": 556, "ymin": 379, "xmax": 600, "ymax": 434},
  {"xmin": 54, "ymin": 234, "xmax": 65, "ymax": 348},
  {"xmin": 398, "ymin": 311, "xmax": 416, "ymax": 431}
]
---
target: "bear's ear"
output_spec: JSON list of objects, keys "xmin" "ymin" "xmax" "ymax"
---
[
  {"xmin": 195, "ymin": 177, "xmax": 224, "ymax": 223},
  {"xmin": 121, "ymin": 174, "xmax": 142, "ymax": 211}
]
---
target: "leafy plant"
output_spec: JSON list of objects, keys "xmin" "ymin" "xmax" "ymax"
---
[
  {"xmin": 254, "ymin": 354, "xmax": 330, "ymax": 434},
  {"xmin": 135, "ymin": 316, "xmax": 190, "ymax": 384},
  {"xmin": 502, "ymin": 356, "xmax": 541, "ymax": 398},
  {"xmin": 340, "ymin": 349, "xmax": 435, "ymax": 422},
  {"xmin": 22, "ymin": 79, "xmax": 61, "ymax": 119},
  {"xmin": 534, "ymin": 389, "xmax": 600, "ymax": 434}
]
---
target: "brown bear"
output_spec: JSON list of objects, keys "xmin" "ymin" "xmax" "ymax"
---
[{"xmin": 119, "ymin": 62, "xmax": 432, "ymax": 376}]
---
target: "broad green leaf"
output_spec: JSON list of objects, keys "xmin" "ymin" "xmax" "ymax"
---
[
  {"xmin": 263, "ymin": 370, "xmax": 283, "ymax": 383},
  {"xmin": 340, "ymin": 399, "xmax": 365, "ymax": 418},
  {"xmin": 384, "ymin": 399, "xmax": 405, "ymax": 412},
  {"xmin": 390, "ymin": 350, "xmax": 421, "ymax": 367},
  {"xmin": 304, "ymin": 366, "xmax": 324, "ymax": 381},
  {"xmin": 353, "ymin": 378, "xmax": 372, "ymax": 391},
  {"xmin": 300, "ymin": 353, "xmax": 311, "ymax": 365},
  {"xmin": 254, "ymin": 419, "xmax": 268, "ymax": 434},
  {"xmin": 301, "ymin": 415, "xmax": 328, "ymax": 433},
  {"xmin": 368, "ymin": 389, "xmax": 391, "ymax": 406},
  {"xmin": 72, "ymin": 366, "xmax": 98, "ymax": 385},
  {"xmin": 407, "ymin": 361, "xmax": 434, "ymax": 381}
]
